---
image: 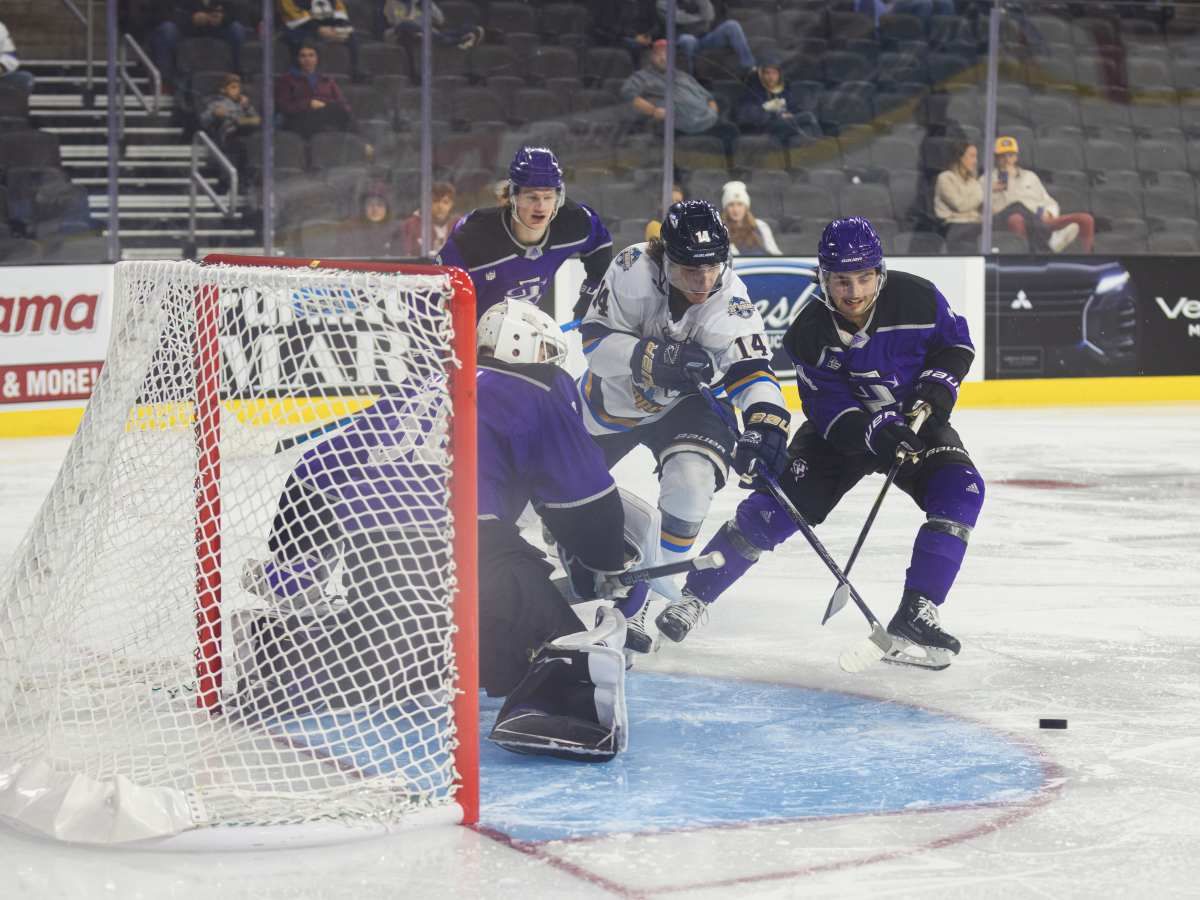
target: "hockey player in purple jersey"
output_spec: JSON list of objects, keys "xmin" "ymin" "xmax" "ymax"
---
[
  {"xmin": 675, "ymin": 217, "xmax": 985, "ymax": 669},
  {"xmin": 436, "ymin": 147, "xmax": 613, "ymax": 320}
]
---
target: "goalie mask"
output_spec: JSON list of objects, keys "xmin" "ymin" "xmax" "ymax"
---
[
  {"xmin": 477, "ymin": 299, "xmax": 568, "ymax": 366},
  {"xmin": 659, "ymin": 200, "xmax": 730, "ymax": 301},
  {"xmin": 816, "ymin": 216, "xmax": 888, "ymax": 319}
]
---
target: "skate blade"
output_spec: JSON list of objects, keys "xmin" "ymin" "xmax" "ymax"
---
[{"xmin": 882, "ymin": 637, "xmax": 953, "ymax": 671}]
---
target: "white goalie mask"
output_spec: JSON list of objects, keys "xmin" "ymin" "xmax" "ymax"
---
[{"xmin": 477, "ymin": 300, "xmax": 568, "ymax": 366}]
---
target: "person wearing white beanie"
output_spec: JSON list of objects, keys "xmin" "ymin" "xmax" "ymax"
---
[{"xmin": 721, "ymin": 180, "xmax": 781, "ymax": 256}]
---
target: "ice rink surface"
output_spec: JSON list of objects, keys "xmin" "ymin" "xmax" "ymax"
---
[{"xmin": 2, "ymin": 403, "xmax": 1199, "ymax": 898}]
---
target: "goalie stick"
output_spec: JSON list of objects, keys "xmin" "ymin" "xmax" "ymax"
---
[
  {"xmin": 820, "ymin": 403, "xmax": 932, "ymax": 625},
  {"xmin": 560, "ymin": 551, "xmax": 726, "ymax": 604},
  {"xmin": 690, "ymin": 379, "xmax": 896, "ymax": 673}
]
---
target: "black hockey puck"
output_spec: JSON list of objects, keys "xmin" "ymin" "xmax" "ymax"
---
[{"xmin": 1039, "ymin": 718, "xmax": 1068, "ymax": 729}]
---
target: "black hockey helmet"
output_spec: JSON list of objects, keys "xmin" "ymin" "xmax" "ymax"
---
[{"xmin": 659, "ymin": 200, "xmax": 730, "ymax": 300}]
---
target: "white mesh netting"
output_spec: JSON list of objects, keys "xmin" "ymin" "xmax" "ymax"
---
[{"xmin": 0, "ymin": 260, "xmax": 471, "ymax": 845}]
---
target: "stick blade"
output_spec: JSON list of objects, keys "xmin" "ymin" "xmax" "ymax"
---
[
  {"xmin": 821, "ymin": 584, "xmax": 850, "ymax": 625},
  {"xmin": 837, "ymin": 625, "xmax": 893, "ymax": 674}
]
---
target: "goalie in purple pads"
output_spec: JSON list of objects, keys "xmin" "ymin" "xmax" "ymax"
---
[
  {"xmin": 436, "ymin": 146, "xmax": 613, "ymax": 321},
  {"xmin": 242, "ymin": 300, "xmax": 638, "ymax": 760},
  {"xmin": 677, "ymin": 217, "xmax": 985, "ymax": 669}
]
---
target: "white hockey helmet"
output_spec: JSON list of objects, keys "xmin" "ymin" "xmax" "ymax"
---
[{"xmin": 477, "ymin": 300, "xmax": 568, "ymax": 366}]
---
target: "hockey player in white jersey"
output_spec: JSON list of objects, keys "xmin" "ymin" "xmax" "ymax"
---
[{"xmin": 578, "ymin": 199, "xmax": 792, "ymax": 649}]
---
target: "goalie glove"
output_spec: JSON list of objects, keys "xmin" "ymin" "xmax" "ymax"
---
[
  {"xmin": 733, "ymin": 402, "xmax": 790, "ymax": 487},
  {"xmin": 488, "ymin": 606, "xmax": 629, "ymax": 762},
  {"xmin": 631, "ymin": 338, "xmax": 714, "ymax": 393}
]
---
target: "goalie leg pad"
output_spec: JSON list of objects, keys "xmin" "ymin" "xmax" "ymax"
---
[{"xmin": 489, "ymin": 608, "xmax": 629, "ymax": 762}]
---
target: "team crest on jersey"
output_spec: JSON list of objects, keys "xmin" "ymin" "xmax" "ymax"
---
[
  {"xmin": 790, "ymin": 457, "xmax": 809, "ymax": 479},
  {"xmin": 616, "ymin": 246, "xmax": 642, "ymax": 271},
  {"xmin": 727, "ymin": 296, "xmax": 755, "ymax": 319},
  {"xmin": 485, "ymin": 270, "xmax": 497, "ymax": 281}
]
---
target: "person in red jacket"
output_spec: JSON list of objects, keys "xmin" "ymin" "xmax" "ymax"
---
[{"xmin": 274, "ymin": 43, "xmax": 355, "ymax": 139}]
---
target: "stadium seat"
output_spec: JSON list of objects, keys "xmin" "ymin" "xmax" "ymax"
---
[
  {"xmin": 309, "ymin": 132, "xmax": 372, "ymax": 170},
  {"xmin": 1029, "ymin": 15, "xmax": 1073, "ymax": 45},
  {"xmin": 986, "ymin": 231, "xmax": 1030, "ymax": 254},
  {"xmin": 177, "ymin": 37, "xmax": 233, "ymax": 77},
  {"xmin": 1091, "ymin": 185, "xmax": 1144, "ymax": 220},
  {"xmin": 1143, "ymin": 185, "xmax": 1198, "ymax": 221},
  {"xmin": 582, "ymin": 47, "xmax": 633, "ymax": 87},
  {"xmin": 1136, "ymin": 136, "xmax": 1189, "ymax": 173},
  {"xmin": 471, "ymin": 44, "xmax": 520, "ymax": 81},
  {"xmin": 1147, "ymin": 231, "xmax": 1200, "ymax": 252},
  {"xmin": 1093, "ymin": 231, "xmax": 1144, "ymax": 253},
  {"xmin": 41, "ymin": 234, "xmax": 109, "ymax": 264},
  {"xmin": 782, "ymin": 183, "xmax": 838, "ymax": 222},
  {"xmin": 510, "ymin": 87, "xmax": 568, "ymax": 125},
  {"xmin": 893, "ymin": 230, "xmax": 946, "ymax": 254},
  {"xmin": 878, "ymin": 13, "xmax": 925, "ymax": 46},
  {"xmin": 1080, "ymin": 98, "xmax": 1131, "ymax": 131},
  {"xmin": 1129, "ymin": 98, "xmax": 1182, "ymax": 135},
  {"xmin": 1030, "ymin": 93, "xmax": 1081, "ymax": 131},
  {"xmin": 841, "ymin": 182, "xmax": 894, "ymax": 221},
  {"xmin": 486, "ymin": 2, "xmax": 536, "ymax": 34},
  {"xmin": 1085, "ymin": 138, "xmax": 1136, "ymax": 172},
  {"xmin": 0, "ymin": 237, "xmax": 42, "ymax": 263},
  {"xmin": 0, "ymin": 130, "xmax": 61, "ymax": 173},
  {"xmin": 819, "ymin": 50, "xmax": 874, "ymax": 86},
  {"xmin": 538, "ymin": 3, "xmax": 591, "ymax": 43}
]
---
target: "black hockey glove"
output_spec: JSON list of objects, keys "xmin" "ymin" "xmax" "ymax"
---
[
  {"xmin": 573, "ymin": 279, "xmax": 601, "ymax": 322},
  {"xmin": 864, "ymin": 410, "xmax": 924, "ymax": 460},
  {"xmin": 733, "ymin": 402, "xmax": 791, "ymax": 486},
  {"xmin": 631, "ymin": 338, "xmax": 714, "ymax": 393},
  {"xmin": 905, "ymin": 368, "xmax": 960, "ymax": 427}
]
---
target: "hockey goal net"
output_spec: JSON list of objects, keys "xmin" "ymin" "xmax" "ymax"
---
[{"xmin": 0, "ymin": 256, "xmax": 478, "ymax": 846}]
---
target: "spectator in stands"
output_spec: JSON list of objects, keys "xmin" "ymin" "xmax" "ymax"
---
[
  {"xmin": 279, "ymin": 0, "xmax": 363, "ymax": 81},
  {"xmin": 0, "ymin": 19, "xmax": 34, "ymax": 94},
  {"xmin": 399, "ymin": 181, "xmax": 460, "ymax": 257},
  {"xmin": 654, "ymin": 1, "xmax": 755, "ymax": 77},
  {"xmin": 933, "ymin": 140, "xmax": 984, "ymax": 250},
  {"xmin": 590, "ymin": 0, "xmax": 658, "ymax": 67},
  {"xmin": 622, "ymin": 39, "xmax": 739, "ymax": 165},
  {"xmin": 735, "ymin": 51, "xmax": 817, "ymax": 150},
  {"xmin": 339, "ymin": 180, "xmax": 405, "ymax": 257},
  {"xmin": 721, "ymin": 180, "xmax": 781, "ymax": 256},
  {"xmin": 199, "ymin": 73, "xmax": 261, "ymax": 156},
  {"xmin": 381, "ymin": 1, "xmax": 484, "ymax": 50},
  {"xmin": 991, "ymin": 135, "xmax": 1094, "ymax": 253},
  {"xmin": 275, "ymin": 43, "xmax": 356, "ymax": 139},
  {"xmin": 149, "ymin": 2, "xmax": 248, "ymax": 90},
  {"xmin": 854, "ymin": 0, "xmax": 956, "ymax": 26},
  {"xmin": 644, "ymin": 182, "xmax": 685, "ymax": 241}
]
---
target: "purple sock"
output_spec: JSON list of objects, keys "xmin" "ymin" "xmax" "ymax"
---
[
  {"xmin": 616, "ymin": 581, "xmax": 649, "ymax": 618},
  {"xmin": 905, "ymin": 465, "xmax": 985, "ymax": 604}
]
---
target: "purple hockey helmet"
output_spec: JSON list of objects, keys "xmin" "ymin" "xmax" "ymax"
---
[
  {"xmin": 509, "ymin": 145, "xmax": 564, "ymax": 198},
  {"xmin": 816, "ymin": 217, "xmax": 887, "ymax": 313}
]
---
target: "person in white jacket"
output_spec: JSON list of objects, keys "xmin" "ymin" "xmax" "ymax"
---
[
  {"xmin": 721, "ymin": 181, "xmax": 781, "ymax": 256},
  {"xmin": 991, "ymin": 135, "xmax": 1094, "ymax": 253},
  {"xmin": 0, "ymin": 20, "xmax": 34, "ymax": 94}
]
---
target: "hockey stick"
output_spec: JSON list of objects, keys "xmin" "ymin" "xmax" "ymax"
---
[
  {"xmin": 820, "ymin": 403, "xmax": 932, "ymax": 625},
  {"xmin": 277, "ymin": 321, "xmax": 585, "ymax": 455},
  {"xmin": 690, "ymin": 378, "xmax": 896, "ymax": 672},
  {"xmin": 561, "ymin": 551, "xmax": 726, "ymax": 604}
]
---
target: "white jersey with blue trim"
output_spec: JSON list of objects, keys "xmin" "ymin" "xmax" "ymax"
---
[{"xmin": 579, "ymin": 243, "xmax": 785, "ymax": 434}]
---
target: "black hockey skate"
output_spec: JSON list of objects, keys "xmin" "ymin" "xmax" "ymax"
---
[
  {"xmin": 655, "ymin": 589, "xmax": 708, "ymax": 643},
  {"xmin": 884, "ymin": 590, "xmax": 960, "ymax": 670},
  {"xmin": 624, "ymin": 603, "xmax": 656, "ymax": 654}
]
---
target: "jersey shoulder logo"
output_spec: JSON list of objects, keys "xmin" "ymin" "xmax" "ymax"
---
[
  {"xmin": 727, "ymin": 296, "xmax": 755, "ymax": 319},
  {"xmin": 616, "ymin": 246, "xmax": 642, "ymax": 271}
]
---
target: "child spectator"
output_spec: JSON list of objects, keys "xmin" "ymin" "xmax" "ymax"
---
[
  {"xmin": 199, "ymin": 73, "xmax": 261, "ymax": 155},
  {"xmin": 398, "ymin": 181, "xmax": 461, "ymax": 257},
  {"xmin": 721, "ymin": 180, "xmax": 780, "ymax": 256}
]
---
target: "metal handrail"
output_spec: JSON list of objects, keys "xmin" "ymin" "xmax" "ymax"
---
[
  {"xmin": 189, "ymin": 130, "xmax": 240, "ymax": 250},
  {"xmin": 117, "ymin": 33, "xmax": 161, "ymax": 141},
  {"xmin": 57, "ymin": 0, "xmax": 92, "ymax": 101}
]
